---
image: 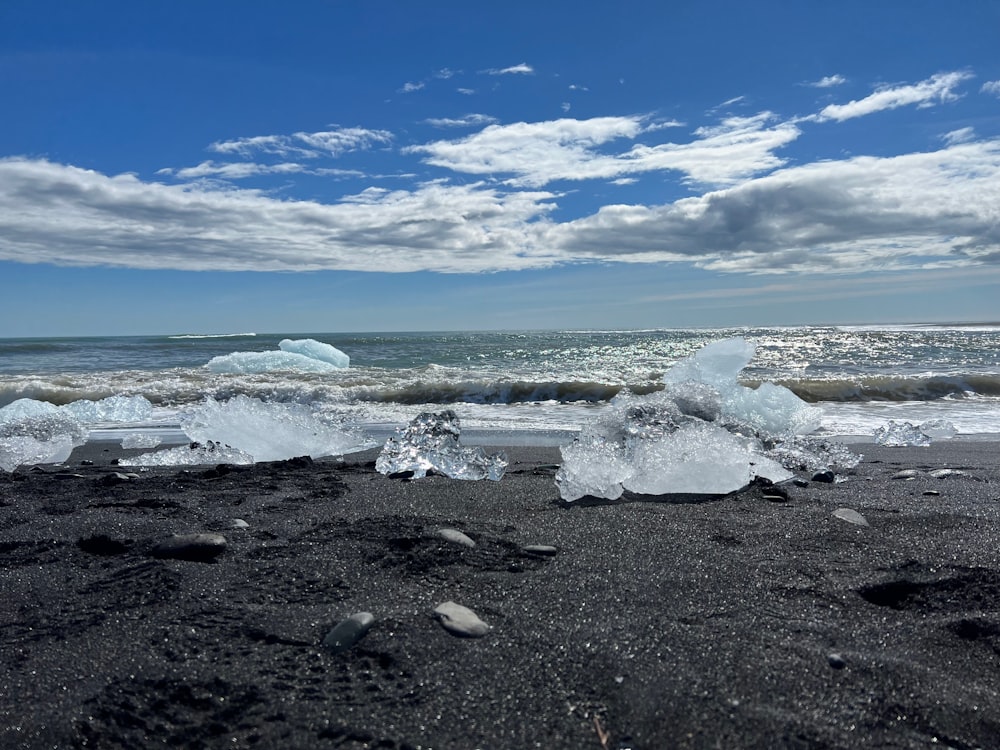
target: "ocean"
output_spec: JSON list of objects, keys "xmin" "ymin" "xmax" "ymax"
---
[{"xmin": 2, "ymin": 326, "xmax": 999, "ymax": 445}]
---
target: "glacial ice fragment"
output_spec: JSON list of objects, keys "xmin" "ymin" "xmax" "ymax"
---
[
  {"xmin": 121, "ymin": 432, "xmax": 161, "ymax": 449},
  {"xmin": 919, "ymin": 418, "xmax": 957, "ymax": 440},
  {"xmin": 0, "ymin": 434, "xmax": 75, "ymax": 472},
  {"xmin": 0, "ymin": 401, "xmax": 88, "ymax": 471},
  {"xmin": 873, "ymin": 420, "xmax": 931, "ymax": 447},
  {"xmin": 376, "ymin": 410, "xmax": 507, "ymax": 481},
  {"xmin": 556, "ymin": 337, "xmax": 844, "ymax": 501},
  {"xmin": 279, "ymin": 338, "xmax": 350, "ymax": 368},
  {"xmin": 180, "ymin": 395, "xmax": 371, "ymax": 462},
  {"xmin": 62, "ymin": 395, "xmax": 154, "ymax": 423},
  {"xmin": 121, "ymin": 440, "xmax": 255, "ymax": 467}
]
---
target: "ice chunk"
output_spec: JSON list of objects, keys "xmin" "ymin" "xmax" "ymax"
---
[
  {"xmin": 0, "ymin": 398, "xmax": 62, "ymax": 421},
  {"xmin": 121, "ymin": 440, "xmax": 254, "ymax": 467},
  {"xmin": 873, "ymin": 420, "xmax": 931, "ymax": 447},
  {"xmin": 279, "ymin": 338, "xmax": 350, "ymax": 368},
  {"xmin": 62, "ymin": 395, "xmax": 154, "ymax": 423},
  {"xmin": 920, "ymin": 418, "xmax": 957, "ymax": 440},
  {"xmin": 376, "ymin": 410, "xmax": 507, "ymax": 481},
  {"xmin": 0, "ymin": 410, "xmax": 88, "ymax": 446},
  {"xmin": 206, "ymin": 350, "xmax": 339, "ymax": 374},
  {"xmin": 121, "ymin": 432, "xmax": 161, "ymax": 449},
  {"xmin": 180, "ymin": 395, "xmax": 371, "ymax": 462},
  {"xmin": 0, "ymin": 434, "xmax": 75, "ymax": 472},
  {"xmin": 556, "ymin": 337, "xmax": 841, "ymax": 501}
]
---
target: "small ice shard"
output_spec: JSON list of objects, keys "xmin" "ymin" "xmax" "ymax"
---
[
  {"xmin": 874, "ymin": 421, "xmax": 931, "ymax": 447},
  {"xmin": 437, "ymin": 528, "xmax": 476, "ymax": 547},
  {"xmin": 121, "ymin": 432, "xmax": 161, "ymax": 449},
  {"xmin": 662, "ymin": 338, "xmax": 756, "ymax": 389},
  {"xmin": 433, "ymin": 601, "xmax": 490, "ymax": 637},
  {"xmin": 555, "ymin": 434, "xmax": 631, "ymax": 501},
  {"xmin": 832, "ymin": 508, "xmax": 869, "ymax": 527},
  {"xmin": 279, "ymin": 338, "xmax": 350, "ymax": 368},
  {"xmin": 376, "ymin": 410, "xmax": 507, "ymax": 481},
  {"xmin": 322, "ymin": 612, "xmax": 375, "ymax": 654},
  {"xmin": 121, "ymin": 440, "xmax": 255, "ymax": 467},
  {"xmin": 180, "ymin": 395, "xmax": 371, "ymax": 462},
  {"xmin": 63, "ymin": 395, "xmax": 154, "ymax": 423},
  {"xmin": 0, "ymin": 434, "xmax": 75, "ymax": 472},
  {"xmin": 919, "ymin": 418, "xmax": 957, "ymax": 440}
]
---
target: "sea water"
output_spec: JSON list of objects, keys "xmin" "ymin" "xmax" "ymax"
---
[{"xmin": 1, "ymin": 326, "xmax": 999, "ymax": 445}]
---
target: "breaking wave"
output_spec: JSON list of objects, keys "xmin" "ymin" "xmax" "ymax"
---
[{"xmin": 774, "ymin": 373, "xmax": 1000, "ymax": 403}]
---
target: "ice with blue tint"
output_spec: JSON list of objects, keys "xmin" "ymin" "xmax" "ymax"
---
[
  {"xmin": 279, "ymin": 338, "xmax": 350, "ymax": 368},
  {"xmin": 0, "ymin": 398, "xmax": 88, "ymax": 472},
  {"xmin": 206, "ymin": 338, "xmax": 350, "ymax": 374},
  {"xmin": 376, "ymin": 410, "xmax": 508, "ymax": 481},
  {"xmin": 63, "ymin": 395, "xmax": 154, "ymax": 423},
  {"xmin": 557, "ymin": 338, "xmax": 847, "ymax": 501}
]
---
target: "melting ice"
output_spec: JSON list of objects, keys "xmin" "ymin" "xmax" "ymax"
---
[
  {"xmin": 376, "ymin": 410, "xmax": 508, "ymax": 481},
  {"xmin": 124, "ymin": 395, "xmax": 372, "ymax": 466},
  {"xmin": 206, "ymin": 338, "xmax": 350, "ymax": 374},
  {"xmin": 556, "ymin": 338, "xmax": 856, "ymax": 501},
  {"xmin": 873, "ymin": 418, "xmax": 957, "ymax": 447}
]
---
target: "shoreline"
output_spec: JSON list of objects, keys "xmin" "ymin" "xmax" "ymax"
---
[{"xmin": 2, "ymin": 441, "xmax": 999, "ymax": 748}]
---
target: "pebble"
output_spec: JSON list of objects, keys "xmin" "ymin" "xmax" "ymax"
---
[
  {"xmin": 230, "ymin": 518, "xmax": 250, "ymax": 529},
  {"xmin": 832, "ymin": 508, "xmax": 869, "ymax": 527},
  {"xmin": 891, "ymin": 469, "xmax": 920, "ymax": 480},
  {"xmin": 150, "ymin": 533, "xmax": 228, "ymax": 562},
  {"xmin": 522, "ymin": 544, "xmax": 558, "ymax": 557},
  {"xmin": 433, "ymin": 601, "xmax": 490, "ymax": 637},
  {"xmin": 827, "ymin": 653, "xmax": 847, "ymax": 669},
  {"xmin": 929, "ymin": 468, "xmax": 965, "ymax": 479},
  {"xmin": 792, "ymin": 478, "xmax": 809, "ymax": 488},
  {"xmin": 437, "ymin": 528, "xmax": 476, "ymax": 548},
  {"xmin": 322, "ymin": 612, "xmax": 375, "ymax": 654},
  {"xmin": 923, "ymin": 490, "xmax": 941, "ymax": 496},
  {"xmin": 811, "ymin": 470, "xmax": 835, "ymax": 483}
]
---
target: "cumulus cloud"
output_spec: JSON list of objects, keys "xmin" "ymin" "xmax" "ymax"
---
[
  {"xmin": 816, "ymin": 71, "xmax": 972, "ymax": 122},
  {"xmin": 399, "ymin": 81, "xmax": 425, "ymax": 93},
  {"xmin": 548, "ymin": 139, "xmax": 1000, "ymax": 273},
  {"xmin": 483, "ymin": 62, "xmax": 534, "ymax": 75},
  {"xmin": 406, "ymin": 113, "xmax": 799, "ymax": 187},
  {"xmin": 982, "ymin": 80, "xmax": 1000, "ymax": 97},
  {"xmin": 808, "ymin": 74, "xmax": 846, "ymax": 88}
]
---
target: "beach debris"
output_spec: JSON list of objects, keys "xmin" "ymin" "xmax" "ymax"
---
[
  {"xmin": 322, "ymin": 612, "xmax": 375, "ymax": 654},
  {"xmin": 433, "ymin": 601, "xmax": 491, "ymax": 637},
  {"xmin": 207, "ymin": 337, "xmax": 349, "ymax": 374},
  {"xmin": 121, "ymin": 432, "xmax": 161, "ymax": 449},
  {"xmin": 522, "ymin": 544, "xmax": 558, "ymax": 557},
  {"xmin": 437, "ymin": 528, "xmax": 476, "ymax": 547},
  {"xmin": 376, "ymin": 410, "xmax": 507, "ymax": 481},
  {"xmin": 556, "ymin": 338, "xmax": 857, "ymax": 501},
  {"xmin": 150, "ymin": 532, "xmax": 228, "ymax": 562},
  {"xmin": 874, "ymin": 420, "xmax": 930, "ymax": 447},
  {"xmin": 832, "ymin": 508, "xmax": 869, "ymax": 527}
]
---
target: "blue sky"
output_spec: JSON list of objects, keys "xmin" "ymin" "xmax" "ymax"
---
[{"xmin": 1, "ymin": 0, "xmax": 999, "ymax": 337}]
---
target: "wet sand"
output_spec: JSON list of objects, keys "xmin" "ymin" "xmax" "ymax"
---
[{"xmin": 1, "ymin": 440, "xmax": 999, "ymax": 749}]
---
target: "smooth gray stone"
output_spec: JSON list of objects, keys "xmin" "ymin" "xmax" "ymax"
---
[
  {"xmin": 827, "ymin": 653, "xmax": 847, "ymax": 669},
  {"xmin": 433, "ymin": 601, "xmax": 490, "ymax": 637},
  {"xmin": 322, "ymin": 612, "xmax": 375, "ymax": 654},
  {"xmin": 891, "ymin": 469, "xmax": 921, "ymax": 480},
  {"xmin": 437, "ymin": 528, "xmax": 475, "ymax": 547},
  {"xmin": 929, "ymin": 468, "xmax": 965, "ymax": 478},
  {"xmin": 230, "ymin": 518, "xmax": 250, "ymax": 529},
  {"xmin": 522, "ymin": 544, "xmax": 558, "ymax": 557},
  {"xmin": 832, "ymin": 508, "xmax": 869, "ymax": 527},
  {"xmin": 150, "ymin": 533, "xmax": 227, "ymax": 562}
]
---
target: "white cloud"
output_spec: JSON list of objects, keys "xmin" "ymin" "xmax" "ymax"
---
[
  {"xmin": 457, "ymin": 87, "xmax": 476, "ymax": 95},
  {"xmin": 942, "ymin": 127, "xmax": 976, "ymax": 145},
  {"xmin": 568, "ymin": 84, "xmax": 589, "ymax": 92},
  {"xmin": 483, "ymin": 62, "xmax": 534, "ymax": 75},
  {"xmin": 209, "ymin": 128, "xmax": 392, "ymax": 159},
  {"xmin": 399, "ymin": 81, "xmax": 425, "ymax": 93},
  {"xmin": 424, "ymin": 113, "xmax": 499, "ymax": 128},
  {"xmin": 808, "ymin": 74, "xmax": 847, "ymax": 88},
  {"xmin": 157, "ymin": 161, "xmax": 366, "ymax": 180},
  {"xmin": 816, "ymin": 71, "xmax": 972, "ymax": 122},
  {"xmin": 982, "ymin": 80, "xmax": 1000, "ymax": 97},
  {"xmin": 406, "ymin": 113, "xmax": 799, "ymax": 187},
  {"xmin": 435, "ymin": 68, "xmax": 457, "ymax": 79},
  {"xmin": 548, "ymin": 139, "xmax": 1000, "ymax": 273},
  {"xmin": 561, "ymin": 102, "xmax": 571, "ymax": 112}
]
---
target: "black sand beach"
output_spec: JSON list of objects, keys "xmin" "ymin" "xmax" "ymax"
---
[{"xmin": 2, "ymin": 440, "xmax": 999, "ymax": 749}]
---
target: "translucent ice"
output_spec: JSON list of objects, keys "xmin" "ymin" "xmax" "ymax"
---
[
  {"xmin": 63, "ymin": 395, "xmax": 154, "ymax": 423},
  {"xmin": 557, "ymin": 338, "xmax": 841, "ymax": 501},
  {"xmin": 919, "ymin": 418, "xmax": 957, "ymax": 440},
  {"xmin": 206, "ymin": 337, "xmax": 350, "ymax": 374},
  {"xmin": 0, "ymin": 399, "xmax": 87, "ymax": 471},
  {"xmin": 179, "ymin": 395, "xmax": 371, "ymax": 462},
  {"xmin": 121, "ymin": 432, "xmax": 162, "ymax": 449},
  {"xmin": 279, "ymin": 338, "xmax": 350, "ymax": 368},
  {"xmin": 121, "ymin": 440, "xmax": 254, "ymax": 467},
  {"xmin": 376, "ymin": 410, "xmax": 507, "ymax": 481},
  {"xmin": 874, "ymin": 420, "xmax": 931, "ymax": 447}
]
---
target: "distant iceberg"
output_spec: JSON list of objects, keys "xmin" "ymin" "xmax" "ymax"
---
[{"xmin": 206, "ymin": 338, "xmax": 350, "ymax": 374}]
